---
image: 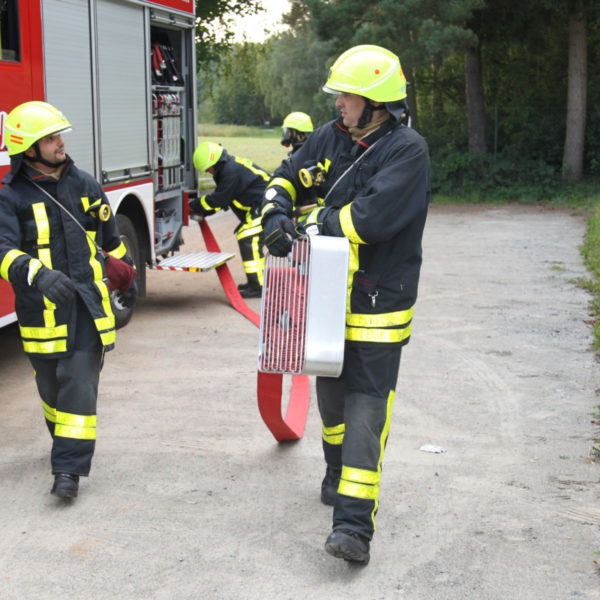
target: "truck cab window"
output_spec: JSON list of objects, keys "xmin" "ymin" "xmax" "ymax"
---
[{"xmin": 0, "ymin": 0, "xmax": 20, "ymax": 62}]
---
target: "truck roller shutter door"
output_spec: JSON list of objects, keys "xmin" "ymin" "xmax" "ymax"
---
[
  {"xmin": 97, "ymin": 0, "xmax": 149, "ymax": 178},
  {"xmin": 42, "ymin": 0, "xmax": 95, "ymax": 175}
]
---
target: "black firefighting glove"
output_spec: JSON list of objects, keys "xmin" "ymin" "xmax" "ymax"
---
[
  {"xmin": 262, "ymin": 213, "xmax": 301, "ymax": 257},
  {"xmin": 33, "ymin": 266, "xmax": 76, "ymax": 306},
  {"xmin": 188, "ymin": 197, "xmax": 205, "ymax": 215},
  {"xmin": 295, "ymin": 206, "xmax": 331, "ymax": 236}
]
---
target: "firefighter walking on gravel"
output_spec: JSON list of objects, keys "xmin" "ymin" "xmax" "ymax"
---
[
  {"xmin": 0, "ymin": 101, "xmax": 136, "ymax": 499},
  {"xmin": 261, "ymin": 45, "xmax": 431, "ymax": 565},
  {"xmin": 189, "ymin": 142, "xmax": 270, "ymax": 298}
]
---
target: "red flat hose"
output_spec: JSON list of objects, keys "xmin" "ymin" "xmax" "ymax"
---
[{"xmin": 198, "ymin": 218, "xmax": 310, "ymax": 441}]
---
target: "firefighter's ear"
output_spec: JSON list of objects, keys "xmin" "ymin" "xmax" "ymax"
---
[{"xmin": 24, "ymin": 147, "xmax": 36, "ymax": 159}]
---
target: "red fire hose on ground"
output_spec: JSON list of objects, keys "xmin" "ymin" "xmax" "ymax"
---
[{"xmin": 198, "ymin": 218, "xmax": 310, "ymax": 442}]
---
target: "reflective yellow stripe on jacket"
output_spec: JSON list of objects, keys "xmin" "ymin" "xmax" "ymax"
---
[{"xmin": 20, "ymin": 203, "xmax": 68, "ymax": 354}]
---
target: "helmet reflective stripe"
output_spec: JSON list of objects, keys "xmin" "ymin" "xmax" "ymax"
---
[
  {"xmin": 282, "ymin": 112, "xmax": 313, "ymax": 133},
  {"xmin": 323, "ymin": 44, "xmax": 407, "ymax": 103},
  {"xmin": 4, "ymin": 101, "xmax": 71, "ymax": 155},
  {"xmin": 193, "ymin": 141, "xmax": 223, "ymax": 172}
]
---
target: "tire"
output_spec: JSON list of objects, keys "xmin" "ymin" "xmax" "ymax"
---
[{"xmin": 113, "ymin": 214, "xmax": 140, "ymax": 329}]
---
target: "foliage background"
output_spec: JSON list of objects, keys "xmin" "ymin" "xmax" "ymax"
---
[{"xmin": 196, "ymin": 0, "xmax": 599, "ymax": 197}]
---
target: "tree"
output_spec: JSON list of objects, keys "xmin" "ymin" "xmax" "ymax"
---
[
  {"xmin": 195, "ymin": 0, "xmax": 263, "ymax": 68},
  {"xmin": 562, "ymin": 1, "xmax": 588, "ymax": 181}
]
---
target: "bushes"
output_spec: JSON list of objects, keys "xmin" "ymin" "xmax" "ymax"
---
[{"xmin": 431, "ymin": 148, "xmax": 561, "ymax": 201}]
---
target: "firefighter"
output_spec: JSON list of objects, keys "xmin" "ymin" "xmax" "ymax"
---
[
  {"xmin": 260, "ymin": 45, "xmax": 430, "ymax": 564},
  {"xmin": 0, "ymin": 101, "xmax": 136, "ymax": 499},
  {"xmin": 189, "ymin": 141, "xmax": 270, "ymax": 298},
  {"xmin": 280, "ymin": 111, "xmax": 314, "ymax": 155}
]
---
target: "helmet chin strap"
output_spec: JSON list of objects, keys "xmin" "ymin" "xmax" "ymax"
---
[
  {"xmin": 31, "ymin": 141, "xmax": 66, "ymax": 169},
  {"xmin": 357, "ymin": 99, "xmax": 378, "ymax": 129}
]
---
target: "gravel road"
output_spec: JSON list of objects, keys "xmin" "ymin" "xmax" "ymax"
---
[{"xmin": 0, "ymin": 204, "xmax": 599, "ymax": 599}]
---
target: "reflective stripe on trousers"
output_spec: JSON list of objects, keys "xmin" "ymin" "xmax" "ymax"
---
[
  {"xmin": 28, "ymin": 297, "xmax": 103, "ymax": 476},
  {"xmin": 317, "ymin": 343, "xmax": 402, "ymax": 540},
  {"xmin": 236, "ymin": 213, "xmax": 264, "ymax": 286}
]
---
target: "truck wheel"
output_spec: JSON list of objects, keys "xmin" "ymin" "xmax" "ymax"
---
[{"xmin": 113, "ymin": 214, "xmax": 140, "ymax": 329}]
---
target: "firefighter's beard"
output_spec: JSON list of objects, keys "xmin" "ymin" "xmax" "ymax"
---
[{"xmin": 34, "ymin": 144, "xmax": 67, "ymax": 169}]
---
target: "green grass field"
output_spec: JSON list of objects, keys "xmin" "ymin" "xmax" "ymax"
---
[{"xmin": 197, "ymin": 123, "xmax": 289, "ymax": 176}]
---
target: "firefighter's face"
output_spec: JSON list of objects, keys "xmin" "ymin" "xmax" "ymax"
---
[
  {"xmin": 335, "ymin": 92, "xmax": 366, "ymax": 128},
  {"xmin": 25, "ymin": 133, "xmax": 66, "ymax": 171},
  {"xmin": 37, "ymin": 133, "xmax": 67, "ymax": 164}
]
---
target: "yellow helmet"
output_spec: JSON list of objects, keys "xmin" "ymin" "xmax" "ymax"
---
[
  {"xmin": 193, "ymin": 142, "xmax": 223, "ymax": 172},
  {"xmin": 282, "ymin": 112, "xmax": 314, "ymax": 133},
  {"xmin": 323, "ymin": 45, "xmax": 407, "ymax": 102},
  {"xmin": 4, "ymin": 101, "xmax": 71, "ymax": 156}
]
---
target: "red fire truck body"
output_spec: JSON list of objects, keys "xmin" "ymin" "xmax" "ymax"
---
[{"xmin": 0, "ymin": 0, "xmax": 220, "ymax": 329}]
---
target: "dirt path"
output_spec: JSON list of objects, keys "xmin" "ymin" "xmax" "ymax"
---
[{"xmin": 0, "ymin": 204, "xmax": 599, "ymax": 599}]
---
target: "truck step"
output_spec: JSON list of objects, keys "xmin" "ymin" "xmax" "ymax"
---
[{"xmin": 152, "ymin": 251, "xmax": 235, "ymax": 272}]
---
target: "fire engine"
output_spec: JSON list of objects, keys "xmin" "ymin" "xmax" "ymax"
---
[{"xmin": 0, "ymin": 0, "xmax": 233, "ymax": 329}]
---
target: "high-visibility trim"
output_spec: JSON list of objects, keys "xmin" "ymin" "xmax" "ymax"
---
[
  {"xmin": 347, "ymin": 306, "xmax": 414, "ymax": 328},
  {"xmin": 345, "ymin": 326, "xmax": 411, "ymax": 343},
  {"xmin": 242, "ymin": 257, "xmax": 263, "ymax": 274},
  {"xmin": 371, "ymin": 390, "xmax": 395, "ymax": 529},
  {"xmin": 237, "ymin": 219, "xmax": 262, "ymax": 240},
  {"xmin": 338, "ymin": 479, "xmax": 379, "ymax": 500},
  {"xmin": 55, "ymin": 424, "xmax": 96, "ymax": 440},
  {"xmin": 232, "ymin": 199, "xmax": 251, "ymax": 212},
  {"xmin": 267, "ymin": 177, "xmax": 297, "ymax": 203},
  {"xmin": 81, "ymin": 196, "xmax": 103, "ymax": 212},
  {"xmin": 20, "ymin": 324, "xmax": 68, "ymax": 339},
  {"xmin": 261, "ymin": 201, "xmax": 277, "ymax": 217},
  {"xmin": 340, "ymin": 204, "xmax": 366, "ymax": 245},
  {"xmin": 342, "ymin": 466, "xmax": 380, "ymax": 485},
  {"xmin": 32, "ymin": 202, "xmax": 52, "ymax": 267},
  {"xmin": 99, "ymin": 330, "xmax": 115, "ymax": 346},
  {"xmin": 86, "ymin": 236, "xmax": 105, "ymax": 283},
  {"xmin": 304, "ymin": 207, "xmax": 323, "ymax": 225},
  {"xmin": 90, "ymin": 239, "xmax": 115, "ymax": 340},
  {"xmin": 30, "ymin": 203, "xmax": 62, "ymax": 345},
  {"xmin": 27, "ymin": 258, "xmax": 43, "ymax": 285},
  {"xmin": 95, "ymin": 316, "xmax": 114, "ymax": 331},
  {"xmin": 200, "ymin": 195, "xmax": 218, "ymax": 213},
  {"xmin": 323, "ymin": 422, "xmax": 345, "ymax": 445},
  {"xmin": 235, "ymin": 156, "xmax": 271, "ymax": 181},
  {"xmin": 22, "ymin": 339, "xmax": 67, "ymax": 353},
  {"xmin": 107, "ymin": 241, "xmax": 128, "ymax": 260},
  {"xmin": 1, "ymin": 249, "xmax": 26, "ymax": 280},
  {"xmin": 234, "ymin": 156, "xmax": 270, "ymax": 181},
  {"xmin": 42, "ymin": 399, "xmax": 57, "ymax": 423}
]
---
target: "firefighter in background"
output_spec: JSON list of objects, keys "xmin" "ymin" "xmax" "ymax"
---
[
  {"xmin": 189, "ymin": 142, "xmax": 270, "ymax": 298},
  {"xmin": 261, "ymin": 45, "xmax": 430, "ymax": 565},
  {"xmin": 280, "ymin": 111, "xmax": 314, "ymax": 155},
  {"xmin": 0, "ymin": 101, "xmax": 136, "ymax": 499}
]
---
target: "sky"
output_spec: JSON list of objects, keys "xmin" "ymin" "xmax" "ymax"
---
[{"xmin": 228, "ymin": 0, "xmax": 291, "ymax": 42}]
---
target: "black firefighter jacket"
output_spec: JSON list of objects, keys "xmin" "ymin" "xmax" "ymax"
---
[
  {"xmin": 262, "ymin": 117, "xmax": 431, "ymax": 346},
  {"xmin": 0, "ymin": 156, "xmax": 127, "ymax": 358},
  {"xmin": 195, "ymin": 149, "xmax": 270, "ymax": 223}
]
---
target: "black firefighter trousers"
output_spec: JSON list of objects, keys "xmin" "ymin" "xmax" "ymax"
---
[
  {"xmin": 317, "ymin": 342, "xmax": 402, "ymax": 541},
  {"xmin": 28, "ymin": 298, "xmax": 103, "ymax": 477}
]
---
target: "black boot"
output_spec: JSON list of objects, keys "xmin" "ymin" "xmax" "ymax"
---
[
  {"xmin": 325, "ymin": 529, "xmax": 370, "ymax": 565},
  {"xmin": 51, "ymin": 473, "xmax": 79, "ymax": 498},
  {"xmin": 240, "ymin": 284, "xmax": 262, "ymax": 298},
  {"xmin": 321, "ymin": 466, "xmax": 341, "ymax": 506},
  {"xmin": 237, "ymin": 282, "xmax": 250, "ymax": 291}
]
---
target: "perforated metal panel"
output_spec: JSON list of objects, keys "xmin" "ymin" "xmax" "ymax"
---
[{"xmin": 258, "ymin": 235, "xmax": 349, "ymax": 377}]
